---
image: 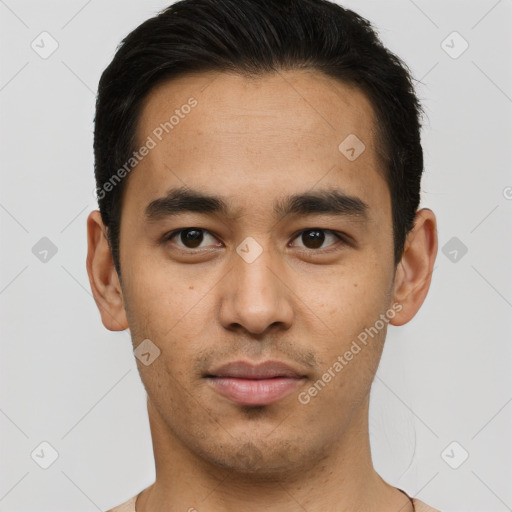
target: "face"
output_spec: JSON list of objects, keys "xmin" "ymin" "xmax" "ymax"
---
[{"xmin": 114, "ymin": 70, "xmax": 400, "ymax": 474}]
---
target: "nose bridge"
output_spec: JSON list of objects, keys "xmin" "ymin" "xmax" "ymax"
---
[
  {"xmin": 219, "ymin": 237, "xmax": 293, "ymax": 334},
  {"xmin": 236, "ymin": 245, "xmax": 277, "ymax": 303}
]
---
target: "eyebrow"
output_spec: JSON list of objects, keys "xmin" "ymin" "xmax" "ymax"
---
[{"xmin": 144, "ymin": 186, "xmax": 369, "ymax": 223}]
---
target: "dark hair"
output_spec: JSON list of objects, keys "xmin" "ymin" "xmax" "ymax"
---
[{"xmin": 94, "ymin": 0, "xmax": 424, "ymax": 278}]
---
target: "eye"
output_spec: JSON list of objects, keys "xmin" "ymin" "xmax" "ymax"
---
[
  {"xmin": 161, "ymin": 227, "xmax": 348, "ymax": 253},
  {"xmin": 290, "ymin": 229, "xmax": 346, "ymax": 251},
  {"xmin": 163, "ymin": 228, "xmax": 222, "ymax": 250}
]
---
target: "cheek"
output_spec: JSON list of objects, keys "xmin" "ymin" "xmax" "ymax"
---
[
  {"xmin": 123, "ymin": 260, "xmax": 198, "ymax": 332},
  {"xmin": 300, "ymin": 262, "xmax": 393, "ymax": 399},
  {"xmin": 138, "ymin": 361, "xmax": 195, "ymax": 430},
  {"xmin": 122, "ymin": 263, "xmax": 214, "ymax": 373},
  {"xmin": 314, "ymin": 260, "xmax": 391, "ymax": 334}
]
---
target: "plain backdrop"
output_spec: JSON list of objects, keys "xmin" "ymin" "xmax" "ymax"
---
[{"xmin": 1, "ymin": 1, "xmax": 511, "ymax": 511}]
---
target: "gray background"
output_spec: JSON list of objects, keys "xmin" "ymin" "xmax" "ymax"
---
[{"xmin": 1, "ymin": 0, "xmax": 511, "ymax": 511}]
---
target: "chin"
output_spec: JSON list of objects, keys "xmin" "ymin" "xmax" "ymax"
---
[{"xmin": 191, "ymin": 432, "xmax": 323, "ymax": 477}]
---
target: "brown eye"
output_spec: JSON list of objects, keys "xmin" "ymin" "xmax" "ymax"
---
[
  {"xmin": 291, "ymin": 229, "xmax": 344, "ymax": 251},
  {"xmin": 165, "ymin": 228, "xmax": 221, "ymax": 250},
  {"xmin": 302, "ymin": 229, "xmax": 324, "ymax": 249},
  {"xmin": 179, "ymin": 228, "xmax": 204, "ymax": 248}
]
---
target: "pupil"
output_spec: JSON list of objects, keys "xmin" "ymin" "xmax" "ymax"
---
[
  {"xmin": 303, "ymin": 229, "xmax": 324, "ymax": 249},
  {"xmin": 182, "ymin": 228, "xmax": 203, "ymax": 248}
]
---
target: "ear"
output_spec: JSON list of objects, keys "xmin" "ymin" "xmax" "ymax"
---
[
  {"xmin": 86, "ymin": 210, "xmax": 128, "ymax": 331},
  {"xmin": 389, "ymin": 208, "xmax": 438, "ymax": 326}
]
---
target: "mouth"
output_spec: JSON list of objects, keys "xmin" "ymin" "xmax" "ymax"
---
[{"xmin": 204, "ymin": 360, "xmax": 307, "ymax": 407}]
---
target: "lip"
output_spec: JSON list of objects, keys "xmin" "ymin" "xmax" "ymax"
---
[
  {"xmin": 206, "ymin": 360, "xmax": 305, "ymax": 379},
  {"xmin": 205, "ymin": 360, "xmax": 306, "ymax": 406}
]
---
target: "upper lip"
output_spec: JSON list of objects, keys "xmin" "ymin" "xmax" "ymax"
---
[{"xmin": 205, "ymin": 360, "xmax": 306, "ymax": 379}]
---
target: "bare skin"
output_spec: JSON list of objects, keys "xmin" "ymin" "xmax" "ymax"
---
[{"xmin": 87, "ymin": 69, "xmax": 437, "ymax": 512}]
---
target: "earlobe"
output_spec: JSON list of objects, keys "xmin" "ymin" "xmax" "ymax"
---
[
  {"xmin": 86, "ymin": 210, "xmax": 128, "ymax": 331},
  {"xmin": 389, "ymin": 208, "xmax": 438, "ymax": 326}
]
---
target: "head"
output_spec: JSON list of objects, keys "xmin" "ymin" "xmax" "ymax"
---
[{"xmin": 87, "ymin": 0, "xmax": 437, "ymax": 476}]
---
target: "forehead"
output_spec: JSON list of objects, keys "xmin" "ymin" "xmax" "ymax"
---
[{"xmin": 126, "ymin": 69, "xmax": 388, "ymax": 219}]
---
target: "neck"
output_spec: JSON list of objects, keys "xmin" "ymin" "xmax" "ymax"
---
[{"xmin": 137, "ymin": 394, "xmax": 413, "ymax": 512}]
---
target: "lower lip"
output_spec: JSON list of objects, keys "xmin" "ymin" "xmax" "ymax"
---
[{"xmin": 207, "ymin": 377, "xmax": 304, "ymax": 406}]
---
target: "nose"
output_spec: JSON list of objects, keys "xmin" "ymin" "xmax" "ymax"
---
[{"xmin": 218, "ymin": 243, "xmax": 294, "ymax": 336}]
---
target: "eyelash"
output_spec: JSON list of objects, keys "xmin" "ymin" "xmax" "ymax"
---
[{"xmin": 161, "ymin": 228, "xmax": 350, "ymax": 254}]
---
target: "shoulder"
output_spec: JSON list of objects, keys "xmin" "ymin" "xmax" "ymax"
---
[
  {"xmin": 412, "ymin": 496, "xmax": 442, "ymax": 512},
  {"xmin": 105, "ymin": 494, "xmax": 138, "ymax": 512}
]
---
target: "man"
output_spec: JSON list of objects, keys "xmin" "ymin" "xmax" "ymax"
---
[{"xmin": 87, "ymin": 0, "xmax": 440, "ymax": 510}]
